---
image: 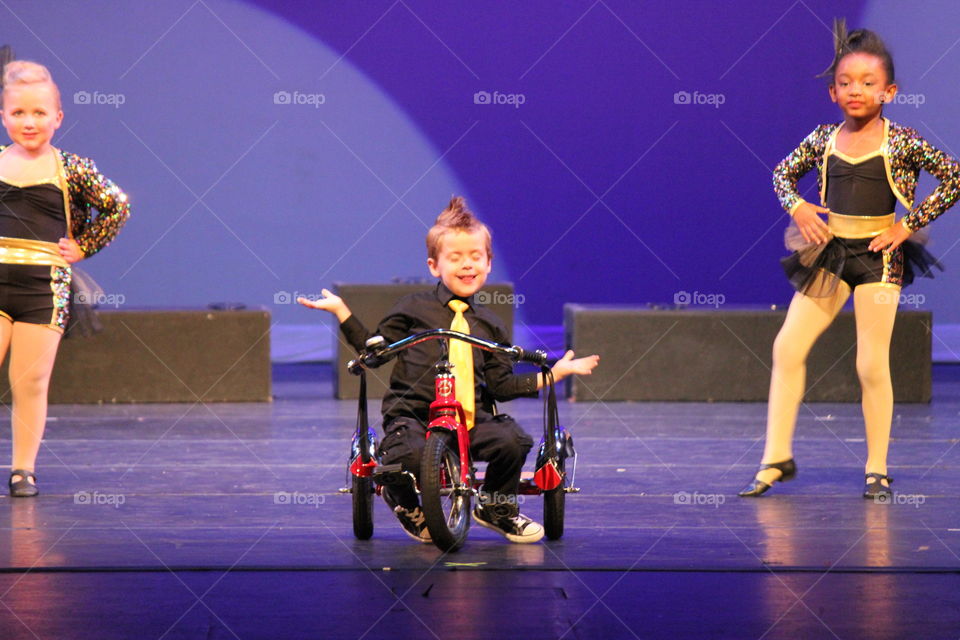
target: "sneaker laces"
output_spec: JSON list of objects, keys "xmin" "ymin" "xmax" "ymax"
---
[
  {"xmin": 396, "ymin": 506, "xmax": 426, "ymax": 527},
  {"xmin": 508, "ymin": 514, "xmax": 533, "ymax": 532}
]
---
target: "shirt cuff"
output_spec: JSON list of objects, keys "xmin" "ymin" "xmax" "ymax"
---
[{"xmin": 339, "ymin": 314, "xmax": 366, "ymax": 350}]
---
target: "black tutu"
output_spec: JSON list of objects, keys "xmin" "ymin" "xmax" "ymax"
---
[{"xmin": 780, "ymin": 223, "xmax": 942, "ymax": 298}]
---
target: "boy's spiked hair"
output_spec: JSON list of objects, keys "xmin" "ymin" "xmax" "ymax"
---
[{"xmin": 426, "ymin": 196, "xmax": 493, "ymax": 261}]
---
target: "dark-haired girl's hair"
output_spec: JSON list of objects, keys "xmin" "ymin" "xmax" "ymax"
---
[{"xmin": 819, "ymin": 18, "xmax": 895, "ymax": 83}]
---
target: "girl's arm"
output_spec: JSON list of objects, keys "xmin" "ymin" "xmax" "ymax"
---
[
  {"xmin": 66, "ymin": 154, "xmax": 131, "ymax": 258},
  {"xmin": 772, "ymin": 125, "xmax": 830, "ymax": 215},
  {"xmin": 901, "ymin": 132, "xmax": 960, "ymax": 232}
]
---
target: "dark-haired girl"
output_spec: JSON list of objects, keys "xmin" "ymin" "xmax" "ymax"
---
[{"xmin": 739, "ymin": 20, "xmax": 960, "ymax": 498}]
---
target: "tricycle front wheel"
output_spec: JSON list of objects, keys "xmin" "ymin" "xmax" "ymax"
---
[{"xmin": 420, "ymin": 433, "xmax": 471, "ymax": 552}]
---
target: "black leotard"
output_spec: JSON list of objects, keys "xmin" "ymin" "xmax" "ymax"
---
[
  {"xmin": 825, "ymin": 154, "xmax": 897, "ymax": 217},
  {"xmin": 0, "ymin": 179, "xmax": 67, "ymax": 242}
]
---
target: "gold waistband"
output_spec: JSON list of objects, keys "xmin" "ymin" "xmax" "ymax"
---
[
  {"xmin": 0, "ymin": 237, "xmax": 69, "ymax": 268},
  {"xmin": 828, "ymin": 212, "xmax": 894, "ymax": 239}
]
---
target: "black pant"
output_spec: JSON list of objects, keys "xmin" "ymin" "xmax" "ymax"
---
[{"xmin": 378, "ymin": 414, "xmax": 534, "ymax": 510}]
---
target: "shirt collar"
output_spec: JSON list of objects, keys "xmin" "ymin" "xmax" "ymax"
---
[{"xmin": 436, "ymin": 281, "xmax": 474, "ymax": 309}]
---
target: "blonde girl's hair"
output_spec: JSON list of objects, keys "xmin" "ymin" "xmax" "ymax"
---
[{"xmin": 1, "ymin": 58, "xmax": 61, "ymax": 109}]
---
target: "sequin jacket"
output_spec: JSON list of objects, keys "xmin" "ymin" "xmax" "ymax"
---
[
  {"xmin": 0, "ymin": 145, "xmax": 130, "ymax": 257},
  {"xmin": 772, "ymin": 119, "xmax": 960, "ymax": 231}
]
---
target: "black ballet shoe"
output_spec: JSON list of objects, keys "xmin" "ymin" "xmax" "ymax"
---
[
  {"xmin": 863, "ymin": 473, "xmax": 893, "ymax": 501},
  {"xmin": 9, "ymin": 469, "xmax": 38, "ymax": 498},
  {"xmin": 737, "ymin": 459, "xmax": 797, "ymax": 497}
]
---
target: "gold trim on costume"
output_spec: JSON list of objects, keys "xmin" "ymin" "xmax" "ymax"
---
[
  {"xmin": 0, "ymin": 237, "xmax": 69, "ymax": 268},
  {"xmin": 830, "ymin": 148, "xmax": 883, "ymax": 164},
  {"xmin": 823, "ymin": 118, "xmax": 912, "ymax": 212},
  {"xmin": 828, "ymin": 212, "xmax": 894, "ymax": 238},
  {"xmin": 0, "ymin": 175, "xmax": 59, "ymax": 188}
]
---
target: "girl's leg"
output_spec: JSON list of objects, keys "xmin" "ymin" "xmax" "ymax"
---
[
  {"xmin": 852, "ymin": 284, "xmax": 900, "ymax": 486},
  {"xmin": 756, "ymin": 285, "xmax": 850, "ymax": 484},
  {"xmin": 9, "ymin": 323, "xmax": 62, "ymax": 483}
]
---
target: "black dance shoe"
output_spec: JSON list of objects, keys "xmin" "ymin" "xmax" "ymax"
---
[
  {"xmin": 737, "ymin": 458, "xmax": 797, "ymax": 497},
  {"xmin": 9, "ymin": 469, "xmax": 38, "ymax": 498},
  {"xmin": 863, "ymin": 473, "xmax": 893, "ymax": 500}
]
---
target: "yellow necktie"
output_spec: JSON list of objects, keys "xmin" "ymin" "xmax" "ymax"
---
[{"xmin": 447, "ymin": 299, "xmax": 474, "ymax": 429}]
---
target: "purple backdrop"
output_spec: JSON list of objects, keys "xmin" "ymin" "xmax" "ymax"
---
[
  {"xmin": 10, "ymin": 0, "xmax": 960, "ymax": 341},
  {"xmin": 253, "ymin": 0, "xmax": 867, "ymax": 322}
]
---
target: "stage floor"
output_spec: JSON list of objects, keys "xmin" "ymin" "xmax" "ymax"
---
[{"xmin": 0, "ymin": 364, "xmax": 958, "ymax": 639}]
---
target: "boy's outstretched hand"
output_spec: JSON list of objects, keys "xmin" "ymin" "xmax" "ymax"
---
[
  {"xmin": 297, "ymin": 289, "xmax": 352, "ymax": 323},
  {"xmin": 546, "ymin": 350, "xmax": 599, "ymax": 387}
]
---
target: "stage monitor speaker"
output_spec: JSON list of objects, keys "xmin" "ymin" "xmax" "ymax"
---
[
  {"xmin": 332, "ymin": 283, "xmax": 515, "ymax": 399},
  {"xmin": 564, "ymin": 305, "xmax": 931, "ymax": 403},
  {"xmin": 0, "ymin": 309, "xmax": 272, "ymax": 404}
]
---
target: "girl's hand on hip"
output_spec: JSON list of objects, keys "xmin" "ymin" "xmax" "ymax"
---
[
  {"xmin": 793, "ymin": 202, "xmax": 831, "ymax": 245},
  {"xmin": 869, "ymin": 221, "xmax": 912, "ymax": 252},
  {"xmin": 58, "ymin": 238, "xmax": 84, "ymax": 263}
]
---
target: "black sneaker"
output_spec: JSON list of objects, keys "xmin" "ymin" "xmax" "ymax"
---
[
  {"xmin": 392, "ymin": 505, "xmax": 432, "ymax": 543},
  {"xmin": 472, "ymin": 505, "xmax": 544, "ymax": 544}
]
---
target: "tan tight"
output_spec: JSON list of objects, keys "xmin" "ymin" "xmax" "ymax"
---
[
  {"xmin": 0, "ymin": 319, "xmax": 62, "ymax": 485},
  {"xmin": 756, "ymin": 283, "xmax": 899, "ymax": 486}
]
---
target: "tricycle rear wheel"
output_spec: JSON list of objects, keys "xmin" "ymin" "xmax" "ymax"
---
[{"xmin": 352, "ymin": 475, "xmax": 374, "ymax": 540}]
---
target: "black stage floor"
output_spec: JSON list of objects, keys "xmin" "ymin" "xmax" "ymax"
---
[{"xmin": 0, "ymin": 364, "xmax": 958, "ymax": 639}]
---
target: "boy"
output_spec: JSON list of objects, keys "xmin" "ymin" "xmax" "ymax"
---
[{"xmin": 299, "ymin": 197, "xmax": 598, "ymax": 543}]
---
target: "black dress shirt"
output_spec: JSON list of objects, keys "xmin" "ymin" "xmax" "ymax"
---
[{"xmin": 340, "ymin": 282, "xmax": 539, "ymax": 425}]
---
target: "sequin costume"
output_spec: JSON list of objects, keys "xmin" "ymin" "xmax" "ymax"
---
[
  {"xmin": 0, "ymin": 146, "xmax": 129, "ymax": 331},
  {"xmin": 774, "ymin": 118, "xmax": 960, "ymax": 230},
  {"xmin": 773, "ymin": 118, "xmax": 960, "ymax": 295}
]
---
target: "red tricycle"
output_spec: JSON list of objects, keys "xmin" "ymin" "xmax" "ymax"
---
[{"xmin": 340, "ymin": 329, "xmax": 578, "ymax": 551}]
